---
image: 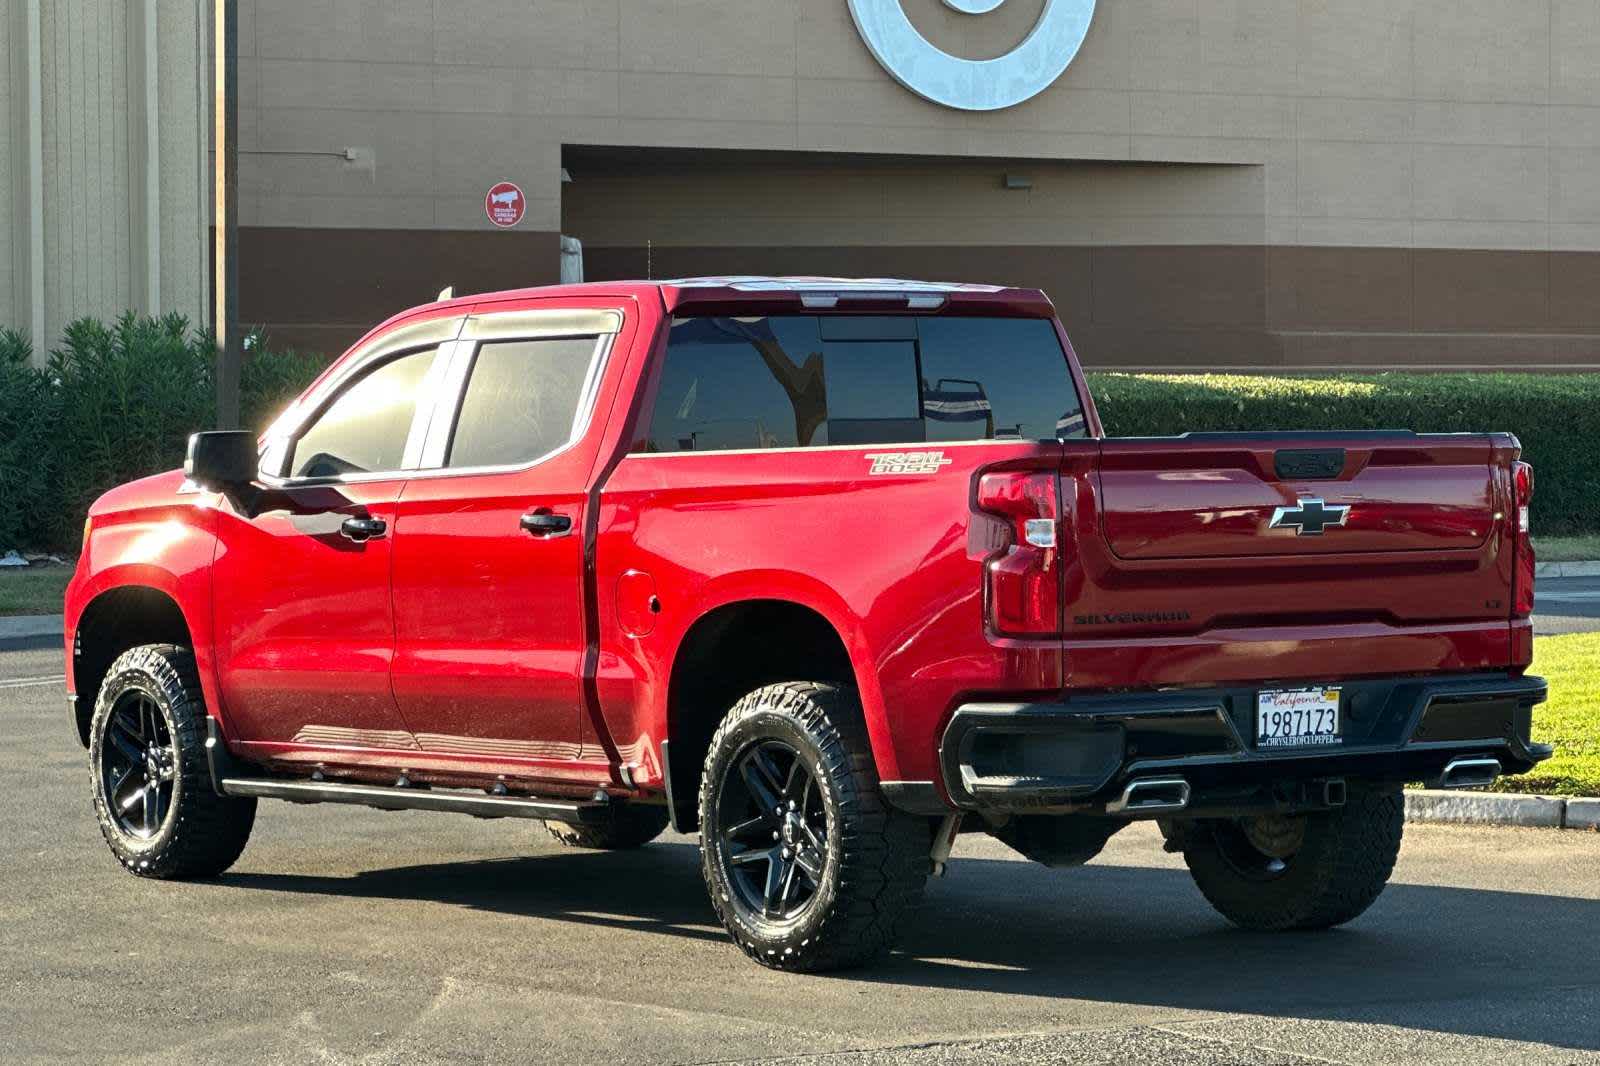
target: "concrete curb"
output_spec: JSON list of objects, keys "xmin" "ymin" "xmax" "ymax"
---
[
  {"xmin": 1536, "ymin": 559, "xmax": 1600, "ymax": 578},
  {"xmin": 1406, "ymin": 789, "xmax": 1598, "ymax": 830},
  {"xmin": 0, "ymin": 614, "xmax": 63, "ymax": 651}
]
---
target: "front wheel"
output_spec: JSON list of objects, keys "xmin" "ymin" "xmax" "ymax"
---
[
  {"xmin": 699, "ymin": 682, "xmax": 930, "ymax": 972},
  {"xmin": 1180, "ymin": 782, "xmax": 1404, "ymax": 931},
  {"xmin": 88, "ymin": 644, "xmax": 256, "ymax": 879}
]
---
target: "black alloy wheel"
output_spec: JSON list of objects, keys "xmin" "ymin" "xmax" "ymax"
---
[
  {"xmin": 99, "ymin": 689, "xmax": 178, "ymax": 840},
  {"xmin": 698, "ymin": 681, "xmax": 931, "ymax": 971},
  {"xmin": 716, "ymin": 738, "xmax": 829, "ymax": 921},
  {"xmin": 89, "ymin": 644, "xmax": 256, "ymax": 879}
]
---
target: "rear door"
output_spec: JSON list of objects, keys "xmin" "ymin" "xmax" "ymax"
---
[{"xmin": 388, "ymin": 304, "xmax": 628, "ymax": 785}]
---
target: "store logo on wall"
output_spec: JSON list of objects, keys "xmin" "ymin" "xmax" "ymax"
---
[{"xmin": 847, "ymin": 0, "xmax": 1095, "ymax": 111}]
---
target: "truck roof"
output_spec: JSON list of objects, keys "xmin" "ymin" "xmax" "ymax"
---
[{"xmin": 408, "ymin": 275, "xmax": 1057, "ymax": 322}]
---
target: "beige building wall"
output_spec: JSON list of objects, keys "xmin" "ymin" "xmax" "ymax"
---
[
  {"xmin": 87, "ymin": 0, "xmax": 1600, "ymax": 367},
  {"xmin": 0, "ymin": 0, "xmax": 207, "ymax": 363}
]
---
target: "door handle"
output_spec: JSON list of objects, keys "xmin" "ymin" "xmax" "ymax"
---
[
  {"xmin": 339, "ymin": 516, "xmax": 388, "ymax": 542},
  {"xmin": 520, "ymin": 511, "xmax": 573, "ymax": 538}
]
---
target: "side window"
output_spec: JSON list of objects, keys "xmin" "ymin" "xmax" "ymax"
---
[
  {"xmin": 446, "ymin": 336, "xmax": 600, "ymax": 469},
  {"xmin": 917, "ymin": 318, "xmax": 1087, "ymax": 440},
  {"xmin": 288, "ymin": 348, "xmax": 436, "ymax": 478},
  {"xmin": 646, "ymin": 316, "xmax": 824, "ymax": 451}
]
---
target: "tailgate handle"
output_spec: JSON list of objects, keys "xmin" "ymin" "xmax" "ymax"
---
[{"xmin": 1274, "ymin": 448, "xmax": 1345, "ymax": 480}]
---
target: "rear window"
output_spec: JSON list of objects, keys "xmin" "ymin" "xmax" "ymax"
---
[{"xmin": 642, "ymin": 315, "xmax": 1085, "ymax": 453}]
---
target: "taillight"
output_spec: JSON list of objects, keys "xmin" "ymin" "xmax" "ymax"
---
[
  {"xmin": 1512, "ymin": 460, "xmax": 1535, "ymax": 617},
  {"xmin": 977, "ymin": 471, "xmax": 1061, "ymax": 636}
]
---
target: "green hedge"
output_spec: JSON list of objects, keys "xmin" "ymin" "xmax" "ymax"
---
[
  {"xmin": 0, "ymin": 314, "xmax": 326, "ymax": 551},
  {"xmin": 2, "ymin": 320, "xmax": 1596, "ymax": 550},
  {"xmin": 1085, "ymin": 372, "xmax": 1600, "ymax": 536}
]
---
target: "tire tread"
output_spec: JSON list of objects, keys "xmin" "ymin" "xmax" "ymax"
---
[
  {"xmin": 1183, "ymin": 784, "xmax": 1403, "ymax": 931},
  {"xmin": 700, "ymin": 681, "xmax": 929, "ymax": 972},
  {"xmin": 545, "ymin": 804, "xmax": 670, "ymax": 850},
  {"xmin": 89, "ymin": 644, "xmax": 255, "ymax": 879}
]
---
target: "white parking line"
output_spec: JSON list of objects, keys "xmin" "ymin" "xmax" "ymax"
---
[
  {"xmin": 1538, "ymin": 591, "xmax": 1600, "ymax": 604},
  {"xmin": 0, "ymin": 674, "xmax": 65, "ymax": 689}
]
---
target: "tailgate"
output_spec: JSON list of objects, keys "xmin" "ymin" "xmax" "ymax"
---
[
  {"xmin": 1098, "ymin": 432, "xmax": 1495, "ymax": 559},
  {"xmin": 1058, "ymin": 432, "xmax": 1522, "ymax": 687}
]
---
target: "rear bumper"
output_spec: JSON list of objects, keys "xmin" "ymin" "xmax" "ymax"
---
[{"xmin": 924, "ymin": 673, "xmax": 1549, "ymax": 817}]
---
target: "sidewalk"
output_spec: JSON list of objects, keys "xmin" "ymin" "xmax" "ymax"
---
[
  {"xmin": 1407, "ymin": 789, "xmax": 1600, "ymax": 830},
  {"xmin": 0, "ymin": 614, "xmax": 63, "ymax": 650},
  {"xmin": 1537, "ymin": 560, "xmax": 1600, "ymax": 578}
]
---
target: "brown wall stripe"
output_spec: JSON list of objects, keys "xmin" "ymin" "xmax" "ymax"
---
[{"xmin": 238, "ymin": 228, "xmax": 1600, "ymax": 370}]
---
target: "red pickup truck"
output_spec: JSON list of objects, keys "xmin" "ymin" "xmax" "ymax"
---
[{"xmin": 66, "ymin": 277, "xmax": 1548, "ymax": 971}]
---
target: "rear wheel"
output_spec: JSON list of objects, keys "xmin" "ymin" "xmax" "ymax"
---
[
  {"xmin": 1180, "ymin": 783, "xmax": 1403, "ymax": 931},
  {"xmin": 699, "ymin": 682, "xmax": 930, "ymax": 972},
  {"xmin": 88, "ymin": 644, "xmax": 256, "ymax": 879},
  {"xmin": 545, "ymin": 803, "xmax": 670, "ymax": 850}
]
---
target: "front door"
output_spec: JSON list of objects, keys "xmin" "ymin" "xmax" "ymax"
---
[
  {"xmin": 213, "ymin": 340, "xmax": 449, "ymax": 755},
  {"xmin": 389, "ymin": 317, "xmax": 617, "ymax": 784}
]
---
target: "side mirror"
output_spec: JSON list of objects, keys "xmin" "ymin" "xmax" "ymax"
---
[{"xmin": 184, "ymin": 431, "xmax": 258, "ymax": 490}]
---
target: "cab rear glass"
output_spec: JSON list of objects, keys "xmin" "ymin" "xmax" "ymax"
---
[{"xmin": 641, "ymin": 315, "xmax": 1086, "ymax": 453}]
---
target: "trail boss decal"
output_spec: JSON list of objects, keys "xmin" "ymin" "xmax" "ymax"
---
[{"xmin": 866, "ymin": 451, "xmax": 954, "ymax": 475}]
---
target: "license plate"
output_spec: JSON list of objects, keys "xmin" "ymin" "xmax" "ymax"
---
[{"xmin": 1255, "ymin": 687, "xmax": 1341, "ymax": 748}]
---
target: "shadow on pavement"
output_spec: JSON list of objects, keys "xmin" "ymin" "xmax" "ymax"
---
[{"xmin": 224, "ymin": 839, "xmax": 1600, "ymax": 1053}]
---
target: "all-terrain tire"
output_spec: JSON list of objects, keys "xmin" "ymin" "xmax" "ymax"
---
[
  {"xmin": 545, "ymin": 803, "xmax": 670, "ymax": 849},
  {"xmin": 88, "ymin": 644, "xmax": 256, "ymax": 879},
  {"xmin": 1181, "ymin": 782, "xmax": 1404, "ymax": 931},
  {"xmin": 699, "ymin": 681, "xmax": 931, "ymax": 972}
]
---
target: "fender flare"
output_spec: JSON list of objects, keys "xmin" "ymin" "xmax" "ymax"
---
[
  {"xmin": 670, "ymin": 571, "xmax": 901, "ymax": 781},
  {"xmin": 70, "ymin": 562, "xmax": 225, "ymax": 735}
]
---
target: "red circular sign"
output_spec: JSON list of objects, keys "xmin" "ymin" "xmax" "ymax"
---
[{"xmin": 484, "ymin": 181, "xmax": 525, "ymax": 228}]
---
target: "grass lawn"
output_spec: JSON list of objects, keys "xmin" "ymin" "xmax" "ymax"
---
[
  {"xmin": 1534, "ymin": 534, "xmax": 1600, "ymax": 562},
  {"xmin": 0, "ymin": 567, "xmax": 71, "ymax": 615},
  {"xmin": 1495, "ymin": 631, "xmax": 1600, "ymax": 797}
]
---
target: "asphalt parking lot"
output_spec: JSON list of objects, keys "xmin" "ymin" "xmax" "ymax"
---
[{"xmin": 2, "ymin": 645, "xmax": 1598, "ymax": 1065}]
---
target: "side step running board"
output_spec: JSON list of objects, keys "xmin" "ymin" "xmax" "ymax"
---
[{"xmin": 220, "ymin": 778, "xmax": 612, "ymax": 825}]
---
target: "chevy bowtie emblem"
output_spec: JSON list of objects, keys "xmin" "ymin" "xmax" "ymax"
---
[{"xmin": 1268, "ymin": 497, "xmax": 1350, "ymax": 536}]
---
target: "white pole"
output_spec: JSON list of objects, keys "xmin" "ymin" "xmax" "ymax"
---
[
  {"xmin": 26, "ymin": 0, "xmax": 45, "ymax": 354},
  {"xmin": 143, "ymin": 0, "xmax": 162, "ymax": 313}
]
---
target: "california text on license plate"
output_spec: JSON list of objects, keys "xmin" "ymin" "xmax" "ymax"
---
[{"xmin": 1256, "ymin": 687, "xmax": 1341, "ymax": 748}]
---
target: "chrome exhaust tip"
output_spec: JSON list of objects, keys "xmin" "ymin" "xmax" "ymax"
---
[
  {"xmin": 1435, "ymin": 757, "xmax": 1502, "ymax": 791},
  {"xmin": 1106, "ymin": 776, "xmax": 1191, "ymax": 816}
]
